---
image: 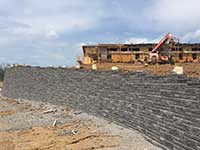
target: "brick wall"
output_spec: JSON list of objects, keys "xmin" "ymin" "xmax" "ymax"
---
[{"xmin": 2, "ymin": 67, "xmax": 200, "ymax": 150}]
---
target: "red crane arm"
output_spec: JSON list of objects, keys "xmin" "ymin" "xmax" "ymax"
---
[{"xmin": 151, "ymin": 32, "xmax": 173, "ymax": 53}]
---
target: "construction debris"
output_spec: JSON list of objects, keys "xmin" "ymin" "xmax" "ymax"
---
[
  {"xmin": 52, "ymin": 120, "xmax": 58, "ymax": 127},
  {"xmin": 80, "ymin": 63, "xmax": 200, "ymax": 78},
  {"xmin": 43, "ymin": 109, "xmax": 57, "ymax": 114},
  {"xmin": 92, "ymin": 64, "xmax": 97, "ymax": 70},
  {"xmin": 0, "ymin": 96, "xmax": 160, "ymax": 150},
  {"xmin": 172, "ymin": 66, "xmax": 184, "ymax": 75},
  {"xmin": 111, "ymin": 66, "xmax": 119, "ymax": 71}
]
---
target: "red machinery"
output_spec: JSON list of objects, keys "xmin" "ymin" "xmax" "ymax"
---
[{"xmin": 148, "ymin": 32, "xmax": 177, "ymax": 65}]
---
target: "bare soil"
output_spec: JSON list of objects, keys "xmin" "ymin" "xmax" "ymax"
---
[
  {"xmin": 0, "ymin": 95, "xmax": 161, "ymax": 150},
  {"xmin": 81, "ymin": 63, "xmax": 200, "ymax": 78}
]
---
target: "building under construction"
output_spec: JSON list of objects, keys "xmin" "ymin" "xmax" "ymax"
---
[{"xmin": 82, "ymin": 43, "xmax": 200, "ymax": 64}]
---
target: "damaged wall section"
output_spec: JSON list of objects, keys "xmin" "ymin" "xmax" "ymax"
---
[{"xmin": 2, "ymin": 67, "xmax": 200, "ymax": 150}]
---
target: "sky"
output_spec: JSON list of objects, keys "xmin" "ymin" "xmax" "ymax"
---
[{"xmin": 0, "ymin": 0, "xmax": 200, "ymax": 66}]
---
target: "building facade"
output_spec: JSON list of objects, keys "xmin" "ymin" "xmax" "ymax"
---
[{"xmin": 82, "ymin": 43, "xmax": 200, "ymax": 64}]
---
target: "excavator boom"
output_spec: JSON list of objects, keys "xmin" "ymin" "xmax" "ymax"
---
[
  {"xmin": 151, "ymin": 32, "xmax": 173, "ymax": 53},
  {"xmin": 148, "ymin": 32, "xmax": 177, "ymax": 65}
]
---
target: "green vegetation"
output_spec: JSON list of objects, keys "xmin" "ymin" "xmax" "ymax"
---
[{"xmin": 0, "ymin": 64, "xmax": 8, "ymax": 81}]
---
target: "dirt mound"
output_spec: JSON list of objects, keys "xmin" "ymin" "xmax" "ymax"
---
[{"xmin": 82, "ymin": 63, "xmax": 200, "ymax": 78}]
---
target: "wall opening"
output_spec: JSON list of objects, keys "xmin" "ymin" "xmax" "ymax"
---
[
  {"xmin": 192, "ymin": 48, "xmax": 199, "ymax": 51},
  {"xmin": 179, "ymin": 53, "xmax": 183, "ymax": 60},
  {"xmin": 130, "ymin": 48, "xmax": 140, "ymax": 51},
  {"xmin": 110, "ymin": 48, "xmax": 118, "ymax": 51},
  {"xmin": 107, "ymin": 54, "xmax": 112, "ymax": 60},
  {"xmin": 192, "ymin": 54, "xmax": 197, "ymax": 60},
  {"xmin": 121, "ymin": 48, "xmax": 128, "ymax": 51},
  {"xmin": 135, "ymin": 54, "xmax": 140, "ymax": 60}
]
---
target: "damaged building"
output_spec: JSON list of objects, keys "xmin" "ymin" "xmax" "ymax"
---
[{"xmin": 82, "ymin": 43, "xmax": 200, "ymax": 64}]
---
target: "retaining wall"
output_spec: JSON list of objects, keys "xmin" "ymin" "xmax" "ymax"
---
[{"xmin": 2, "ymin": 67, "xmax": 200, "ymax": 150}]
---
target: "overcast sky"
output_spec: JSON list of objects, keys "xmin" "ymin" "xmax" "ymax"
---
[{"xmin": 0, "ymin": 0, "xmax": 200, "ymax": 66}]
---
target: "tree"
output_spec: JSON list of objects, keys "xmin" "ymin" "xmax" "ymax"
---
[{"xmin": 0, "ymin": 63, "xmax": 9, "ymax": 81}]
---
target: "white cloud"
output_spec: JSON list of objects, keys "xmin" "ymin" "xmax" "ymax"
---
[
  {"xmin": 182, "ymin": 30, "xmax": 200, "ymax": 42},
  {"xmin": 147, "ymin": 0, "xmax": 200, "ymax": 32},
  {"xmin": 0, "ymin": 0, "xmax": 105, "ymax": 37},
  {"xmin": 46, "ymin": 30, "xmax": 58, "ymax": 39},
  {"xmin": 125, "ymin": 38, "xmax": 149, "ymax": 44},
  {"xmin": 0, "ymin": 0, "xmax": 106, "ymax": 66},
  {"xmin": 0, "ymin": 0, "xmax": 199, "ymax": 66},
  {"xmin": 125, "ymin": 37, "xmax": 160, "ymax": 44}
]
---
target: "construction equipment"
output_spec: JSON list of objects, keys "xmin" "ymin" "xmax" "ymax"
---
[{"xmin": 148, "ymin": 32, "xmax": 178, "ymax": 65}]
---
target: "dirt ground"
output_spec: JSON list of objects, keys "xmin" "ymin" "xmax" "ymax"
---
[
  {"xmin": 0, "ymin": 95, "xmax": 161, "ymax": 150},
  {"xmin": 81, "ymin": 63, "xmax": 200, "ymax": 78}
]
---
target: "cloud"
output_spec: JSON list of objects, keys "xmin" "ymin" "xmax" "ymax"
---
[
  {"xmin": 0, "ymin": 0, "xmax": 107, "ymax": 66},
  {"xmin": 0, "ymin": 0, "xmax": 199, "ymax": 66},
  {"xmin": 125, "ymin": 38, "xmax": 150, "ymax": 44},
  {"xmin": 182, "ymin": 30, "xmax": 200, "ymax": 42},
  {"xmin": 146, "ymin": 0, "xmax": 200, "ymax": 32},
  {"xmin": 46, "ymin": 30, "xmax": 58, "ymax": 39},
  {"xmin": 125, "ymin": 36, "xmax": 160, "ymax": 44},
  {"xmin": 0, "ymin": 0, "xmax": 106, "ymax": 37}
]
